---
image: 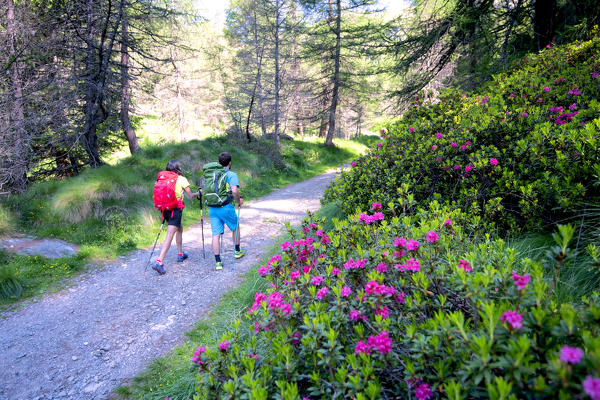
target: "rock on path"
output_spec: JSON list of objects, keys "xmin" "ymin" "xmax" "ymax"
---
[{"xmin": 0, "ymin": 168, "xmax": 341, "ymax": 400}]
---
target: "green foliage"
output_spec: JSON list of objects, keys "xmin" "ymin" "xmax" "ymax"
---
[
  {"xmin": 188, "ymin": 207, "xmax": 600, "ymax": 399},
  {"xmin": 324, "ymin": 37, "xmax": 600, "ymax": 233}
]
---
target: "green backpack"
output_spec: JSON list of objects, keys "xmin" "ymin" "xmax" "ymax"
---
[{"xmin": 202, "ymin": 162, "xmax": 231, "ymax": 206}]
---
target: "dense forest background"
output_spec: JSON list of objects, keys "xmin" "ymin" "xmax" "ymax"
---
[{"xmin": 1, "ymin": 0, "xmax": 598, "ymax": 193}]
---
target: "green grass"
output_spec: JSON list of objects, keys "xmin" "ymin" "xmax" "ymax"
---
[
  {"xmin": 0, "ymin": 249, "xmax": 88, "ymax": 310},
  {"xmin": 0, "ymin": 132, "xmax": 369, "ymax": 306},
  {"xmin": 508, "ymin": 232, "xmax": 600, "ymax": 302}
]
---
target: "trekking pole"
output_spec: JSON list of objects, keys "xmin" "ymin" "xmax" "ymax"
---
[
  {"xmin": 232, "ymin": 205, "xmax": 241, "ymax": 271},
  {"xmin": 145, "ymin": 217, "xmax": 165, "ymax": 271}
]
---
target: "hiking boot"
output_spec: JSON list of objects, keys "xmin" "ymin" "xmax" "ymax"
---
[
  {"xmin": 177, "ymin": 253, "xmax": 189, "ymax": 262},
  {"xmin": 234, "ymin": 249, "xmax": 246, "ymax": 259},
  {"xmin": 215, "ymin": 261, "xmax": 223, "ymax": 271},
  {"xmin": 152, "ymin": 261, "xmax": 166, "ymax": 275}
]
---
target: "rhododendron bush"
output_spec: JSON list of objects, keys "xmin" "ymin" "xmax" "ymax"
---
[
  {"xmin": 324, "ymin": 37, "xmax": 600, "ymax": 231},
  {"xmin": 191, "ymin": 207, "xmax": 600, "ymax": 399}
]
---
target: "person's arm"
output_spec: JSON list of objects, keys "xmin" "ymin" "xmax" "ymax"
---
[
  {"xmin": 184, "ymin": 186, "xmax": 199, "ymax": 199},
  {"xmin": 231, "ymin": 185, "xmax": 243, "ymax": 206}
]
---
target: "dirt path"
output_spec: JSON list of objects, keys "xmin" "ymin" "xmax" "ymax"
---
[{"xmin": 0, "ymin": 168, "xmax": 341, "ymax": 400}]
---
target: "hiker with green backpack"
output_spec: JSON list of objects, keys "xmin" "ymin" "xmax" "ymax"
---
[{"xmin": 203, "ymin": 152, "xmax": 245, "ymax": 270}]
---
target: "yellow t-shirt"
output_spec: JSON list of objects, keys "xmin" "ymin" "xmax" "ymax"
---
[{"xmin": 175, "ymin": 176, "xmax": 190, "ymax": 202}]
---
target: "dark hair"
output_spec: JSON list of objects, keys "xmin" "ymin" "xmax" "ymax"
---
[
  {"xmin": 218, "ymin": 152, "xmax": 232, "ymax": 167},
  {"xmin": 166, "ymin": 160, "xmax": 182, "ymax": 175}
]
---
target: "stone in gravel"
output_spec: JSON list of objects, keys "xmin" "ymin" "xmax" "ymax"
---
[
  {"xmin": 83, "ymin": 382, "xmax": 102, "ymax": 393},
  {"xmin": 72, "ymin": 356, "xmax": 78, "ymax": 361}
]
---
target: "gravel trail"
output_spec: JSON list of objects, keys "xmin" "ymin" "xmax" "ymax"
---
[{"xmin": 0, "ymin": 168, "xmax": 340, "ymax": 400}]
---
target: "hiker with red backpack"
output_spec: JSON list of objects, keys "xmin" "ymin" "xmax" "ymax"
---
[
  {"xmin": 152, "ymin": 160, "xmax": 200, "ymax": 275},
  {"xmin": 203, "ymin": 152, "xmax": 245, "ymax": 270}
]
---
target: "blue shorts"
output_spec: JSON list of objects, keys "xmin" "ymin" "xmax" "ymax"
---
[{"xmin": 208, "ymin": 204, "xmax": 238, "ymax": 236}]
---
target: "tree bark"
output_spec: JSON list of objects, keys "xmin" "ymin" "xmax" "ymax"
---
[
  {"xmin": 6, "ymin": 0, "xmax": 29, "ymax": 190},
  {"xmin": 253, "ymin": 7, "xmax": 268, "ymax": 137},
  {"xmin": 274, "ymin": 0, "xmax": 281, "ymax": 149},
  {"xmin": 534, "ymin": 0, "xmax": 556, "ymax": 50},
  {"xmin": 120, "ymin": 13, "xmax": 140, "ymax": 154},
  {"xmin": 325, "ymin": 0, "xmax": 341, "ymax": 147}
]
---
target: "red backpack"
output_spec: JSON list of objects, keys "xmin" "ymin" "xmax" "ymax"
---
[{"xmin": 153, "ymin": 171, "xmax": 185, "ymax": 211}]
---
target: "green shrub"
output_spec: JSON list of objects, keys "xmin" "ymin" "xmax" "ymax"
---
[
  {"xmin": 187, "ymin": 207, "xmax": 600, "ymax": 399},
  {"xmin": 324, "ymin": 37, "xmax": 600, "ymax": 232},
  {"xmin": 0, "ymin": 260, "xmax": 23, "ymax": 300}
]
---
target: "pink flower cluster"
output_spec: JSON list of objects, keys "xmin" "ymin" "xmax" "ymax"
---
[
  {"xmin": 415, "ymin": 383, "xmax": 433, "ymax": 400},
  {"xmin": 219, "ymin": 340, "xmax": 229, "ymax": 351},
  {"xmin": 371, "ymin": 202, "xmax": 382, "ymax": 210},
  {"xmin": 249, "ymin": 292, "xmax": 266, "ymax": 312},
  {"xmin": 311, "ymin": 275, "xmax": 324, "ymax": 286},
  {"xmin": 512, "ymin": 272, "xmax": 531, "ymax": 291},
  {"xmin": 315, "ymin": 287, "xmax": 329, "ymax": 299},
  {"xmin": 568, "ymin": 87, "xmax": 581, "ymax": 95},
  {"xmin": 376, "ymin": 262, "xmax": 388, "ymax": 273},
  {"xmin": 349, "ymin": 309, "xmax": 367, "ymax": 322},
  {"xmin": 443, "ymin": 219, "xmax": 452, "ymax": 227},
  {"xmin": 356, "ymin": 331, "xmax": 393, "ymax": 355},
  {"xmin": 395, "ymin": 258, "xmax": 420, "ymax": 272},
  {"xmin": 489, "ymin": 158, "xmax": 498, "ymax": 166},
  {"xmin": 584, "ymin": 376, "xmax": 600, "ymax": 400},
  {"xmin": 376, "ymin": 305, "xmax": 390, "ymax": 319},
  {"xmin": 426, "ymin": 230, "xmax": 440, "ymax": 243},
  {"xmin": 364, "ymin": 280, "xmax": 396, "ymax": 296},
  {"xmin": 344, "ymin": 257, "xmax": 367, "ymax": 269},
  {"xmin": 301, "ymin": 223, "xmax": 318, "ymax": 233},
  {"xmin": 560, "ymin": 345, "xmax": 584, "ymax": 364},
  {"xmin": 191, "ymin": 346, "xmax": 207, "ymax": 365},
  {"xmin": 341, "ymin": 286, "xmax": 352, "ymax": 297},
  {"xmin": 407, "ymin": 239, "xmax": 420, "ymax": 251},
  {"xmin": 500, "ymin": 309, "xmax": 523, "ymax": 329},
  {"xmin": 458, "ymin": 259, "xmax": 472, "ymax": 272},
  {"xmin": 258, "ymin": 254, "xmax": 282, "ymax": 276},
  {"xmin": 359, "ymin": 212, "xmax": 385, "ymax": 224}
]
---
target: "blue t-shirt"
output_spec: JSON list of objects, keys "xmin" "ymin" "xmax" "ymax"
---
[{"xmin": 224, "ymin": 168, "xmax": 240, "ymax": 189}]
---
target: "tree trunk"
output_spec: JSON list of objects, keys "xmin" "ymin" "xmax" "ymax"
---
[
  {"xmin": 253, "ymin": 7, "xmax": 268, "ymax": 137},
  {"xmin": 319, "ymin": 91, "xmax": 329, "ymax": 137},
  {"xmin": 325, "ymin": 0, "xmax": 342, "ymax": 147},
  {"xmin": 6, "ymin": 0, "xmax": 28, "ymax": 190},
  {"xmin": 120, "ymin": 14, "xmax": 140, "ymax": 154},
  {"xmin": 274, "ymin": 0, "xmax": 281, "ymax": 149},
  {"xmin": 534, "ymin": 0, "xmax": 556, "ymax": 50},
  {"xmin": 291, "ymin": 1, "xmax": 303, "ymax": 140}
]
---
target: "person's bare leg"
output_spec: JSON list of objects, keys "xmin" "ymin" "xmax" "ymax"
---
[
  {"xmin": 158, "ymin": 225, "xmax": 178, "ymax": 261},
  {"xmin": 175, "ymin": 225, "xmax": 183, "ymax": 254},
  {"xmin": 212, "ymin": 234, "xmax": 221, "ymax": 256}
]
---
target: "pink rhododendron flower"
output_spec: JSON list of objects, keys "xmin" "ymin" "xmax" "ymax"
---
[
  {"xmin": 315, "ymin": 287, "xmax": 329, "ymax": 299},
  {"xmin": 451, "ymin": 142, "xmax": 458, "ymax": 148},
  {"xmin": 480, "ymin": 95, "xmax": 489, "ymax": 104},
  {"xmin": 268, "ymin": 292, "xmax": 283, "ymax": 309},
  {"xmin": 258, "ymin": 265, "xmax": 270, "ymax": 276},
  {"xmin": 435, "ymin": 132, "xmax": 443, "ymax": 139},
  {"xmin": 351, "ymin": 161, "xmax": 356, "ymax": 167},
  {"xmin": 560, "ymin": 345, "xmax": 584, "ymax": 364},
  {"xmin": 465, "ymin": 164, "xmax": 473, "ymax": 172},
  {"xmin": 406, "ymin": 240, "xmax": 420, "ymax": 251},
  {"xmin": 522, "ymin": 112, "xmax": 528, "ymax": 117},
  {"xmin": 280, "ymin": 303, "xmax": 292, "ymax": 315},
  {"xmin": 368, "ymin": 331, "xmax": 393, "ymax": 353},
  {"xmin": 584, "ymin": 376, "xmax": 600, "ymax": 400},
  {"xmin": 380, "ymin": 128, "xmax": 386, "ymax": 134},
  {"xmin": 458, "ymin": 259, "xmax": 472, "ymax": 272},
  {"xmin": 593, "ymin": 72, "xmax": 599, "ymax": 78},
  {"xmin": 543, "ymin": 87, "xmax": 550, "ymax": 92},
  {"xmin": 311, "ymin": 275, "xmax": 324, "ymax": 286},
  {"xmin": 290, "ymin": 270, "xmax": 300, "ymax": 280},
  {"xmin": 355, "ymin": 341, "xmax": 371, "ymax": 355},
  {"xmin": 568, "ymin": 87, "xmax": 581, "ymax": 95},
  {"xmin": 512, "ymin": 272, "xmax": 531, "ymax": 291},
  {"xmin": 570, "ymin": 103, "xmax": 578, "ymax": 110},
  {"xmin": 372, "ymin": 202, "xmax": 382, "ymax": 210},
  {"xmin": 431, "ymin": 145, "xmax": 437, "ymax": 151},
  {"xmin": 365, "ymin": 280, "xmax": 380, "ymax": 294},
  {"xmin": 409, "ymin": 126, "xmax": 415, "ymax": 132},
  {"xmin": 443, "ymin": 219, "xmax": 452, "ymax": 227},
  {"xmin": 509, "ymin": 93, "xmax": 516, "ymax": 99},
  {"xmin": 349, "ymin": 309, "xmax": 366, "ymax": 321},
  {"xmin": 341, "ymin": 286, "xmax": 352, "ymax": 297},
  {"xmin": 460, "ymin": 144, "xmax": 467, "ymax": 150},
  {"xmin": 394, "ymin": 237, "xmax": 407, "ymax": 248},
  {"xmin": 344, "ymin": 257, "xmax": 367, "ymax": 269},
  {"xmin": 397, "ymin": 258, "xmax": 420, "ymax": 272},
  {"xmin": 321, "ymin": 234, "xmax": 331, "ymax": 245},
  {"xmin": 377, "ymin": 305, "xmax": 390, "ymax": 319},
  {"xmin": 489, "ymin": 158, "xmax": 498, "ymax": 166},
  {"xmin": 426, "ymin": 230, "xmax": 440, "ymax": 243},
  {"xmin": 291, "ymin": 332, "xmax": 301, "ymax": 345},
  {"xmin": 331, "ymin": 267, "xmax": 340, "ymax": 276},
  {"xmin": 219, "ymin": 340, "xmax": 230, "ymax": 351},
  {"xmin": 415, "ymin": 383, "xmax": 433, "ymax": 400},
  {"xmin": 454, "ymin": 164, "xmax": 461, "ymax": 170},
  {"xmin": 376, "ymin": 262, "xmax": 388, "ymax": 273},
  {"xmin": 377, "ymin": 142, "xmax": 382, "ymax": 148},
  {"xmin": 302, "ymin": 265, "xmax": 311, "ymax": 274},
  {"xmin": 397, "ymin": 292, "xmax": 406, "ymax": 304},
  {"xmin": 500, "ymin": 310, "xmax": 523, "ymax": 329}
]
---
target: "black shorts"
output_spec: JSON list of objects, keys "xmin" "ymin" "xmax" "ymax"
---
[{"xmin": 162, "ymin": 208, "xmax": 183, "ymax": 227}]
